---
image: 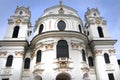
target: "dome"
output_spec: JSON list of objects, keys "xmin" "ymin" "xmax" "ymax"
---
[{"xmin": 34, "ymin": 3, "xmax": 83, "ymax": 36}]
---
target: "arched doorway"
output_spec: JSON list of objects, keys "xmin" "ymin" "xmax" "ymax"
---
[
  {"xmin": 56, "ymin": 73, "xmax": 71, "ymax": 80},
  {"xmin": 34, "ymin": 75, "xmax": 42, "ymax": 80}
]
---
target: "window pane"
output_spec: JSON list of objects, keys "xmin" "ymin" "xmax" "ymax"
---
[
  {"xmin": 78, "ymin": 24, "xmax": 82, "ymax": 33},
  {"xmin": 104, "ymin": 53, "xmax": 110, "ymax": 63},
  {"xmin": 97, "ymin": 27, "xmax": 104, "ymax": 38},
  {"xmin": 108, "ymin": 73, "xmax": 115, "ymax": 80},
  {"xmin": 36, "ymin": 50, "xmax": 42, "ymax": 63},
  {"xmin": 88, "ymin": 56, "xmax": 94, "ymax": 67},
  {"xmin": 57, "ymin": 20, "xmax": 66, "ymax": 31},
  {"xmin": 82, "ymin": 49, "xmax": 86, "ymax": 61},
  {"xmin": 39, "ymin": 24, "xmax": 44, "ymax": 34},
  {"xmin": 12, "ymin": 26, "xmax": 19, "ymax": 38},
  {"xmin": 24, "ymin": 58, "xmax": 30, "ymax": 69},
  {"xmin": 6, "ymin": 55, "xmax": 13, "ymax": 67},
  {"xmin": 57, "ymin": 40, "xmax": 69, "ymax": 58}
]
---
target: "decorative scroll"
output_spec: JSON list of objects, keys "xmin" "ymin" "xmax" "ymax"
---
[
  {"xmin": 71, "ymin": 42, "xmax": 79, "ymax": 49},
  {"xmin": 54, "ymin": 58, "xmax": 73, "ymax": 71},
  {"xmin": 108, "ymin": 49, "xmax": 115, "ymax": 55},
  {"xmin": 94, "ymin": 50, "xmax": 103, "ymax": 56},
  {"xmin": 71, "ymin": 42, "xmax": 85, "ymax": 50},
  {"xmin": 15, "ymin": 51, "xmax": 24, "ymax": 57},
  {"xmin": 0, "ymin": 51, "xmax": 7, "ymax": 57},
  {"xmin": 45, "ymin": 43, "xmax": 54, "ymax": 50}
]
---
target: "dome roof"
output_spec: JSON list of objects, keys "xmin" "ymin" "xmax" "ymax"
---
[
  {"xmin": 41, "ymin": 4, "xmax": 79, "ymax": 17},
  {"xmin": 34, "ymin": 3, "xmax": 83, "ymax": 36}
]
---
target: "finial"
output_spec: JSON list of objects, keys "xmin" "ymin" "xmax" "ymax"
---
[
  {"xmin": 58, "ymin": 0, "xmax": 64, "ymax": 14},
  {"xmin": 60, "ymin": 0, "xmax": 62, "ymax": 5}
]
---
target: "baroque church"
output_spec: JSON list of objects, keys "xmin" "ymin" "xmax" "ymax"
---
[{"xmin": 0, "ymin": 1, "xmax": 120, "ymax": 80}]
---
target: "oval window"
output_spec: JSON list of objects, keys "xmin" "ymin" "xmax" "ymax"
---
[{"xmin": 57, "ymin": 20, "xmax": 66, "ymax": 31}]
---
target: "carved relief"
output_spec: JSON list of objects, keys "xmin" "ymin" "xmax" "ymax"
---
[
  {"xmin": 108, "ymin": 49, "xmax": 115, "ymax": 55},
  {"xmin": 71, "ymin": 42, "xmax": 85, "ymax": 50},
  {"xmin": 33, "ymin": 69, "xmax": 44, "ymax": 75},
  {"xmin": 94, "ymin": 50, "xmax": 102, "ymax": 56},
  {"xmin": 71, "ymin": 42, "xmax": 79, "ymax": 49},
  {"xmin": 45, "ymin": 43, "xmax": 54, "ymax": 50},
  {"xmin": 0, "ymin": 51, "xmax": 7, "ymax": 57},
  {"xmin": 80, "ymin": 43, "xmax": 86, "ymax": 48},
  {"xmin": 54, "ymin": 57, "xmax": 73, "ymax": 71},
  {"xmin": 15, "ymin": 51, "xmax": 24, "ymax": 57},
  {"xmin": 81, "ymin": 67, "xmax": 89, "ymax": 72}
]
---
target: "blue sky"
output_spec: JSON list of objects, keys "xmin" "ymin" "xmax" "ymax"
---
[{"xmin": 0, "ymin": 0, "xmax": 120, "ymax": 59}]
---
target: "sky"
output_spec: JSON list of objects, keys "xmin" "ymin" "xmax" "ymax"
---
[{"xmin": 0, "ymin": 0, "xmax": 120, "ymax": 59}]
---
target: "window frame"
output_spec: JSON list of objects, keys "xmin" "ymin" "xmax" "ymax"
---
[
  {"xmin": 6, "ymin": 55, "xmax": 13, "ymax": 67},
  {"xmin": 24, "ymin": 58, "xmax": 30, "ymax": 69},
  {"xmin": 12, "ymin": 26, "xmax": 20, "ymax": 38}
]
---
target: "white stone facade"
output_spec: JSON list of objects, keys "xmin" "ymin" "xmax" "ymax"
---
[{"xmin": 0, "ymin": 2, "xmax": 120, "ymax": 80}]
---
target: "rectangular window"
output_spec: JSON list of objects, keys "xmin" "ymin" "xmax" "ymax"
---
[{"xmin": 108, "ymin": 73, "xmax": 115, "ymax": 80}]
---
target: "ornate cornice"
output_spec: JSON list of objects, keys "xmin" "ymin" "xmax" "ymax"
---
[{"xmin": 30, "ymin": 31, "xmax": 88, "ymax": 49}]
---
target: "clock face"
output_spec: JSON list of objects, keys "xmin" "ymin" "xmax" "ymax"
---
[
  {"xmin": 57, "ymin": 20, "xmax": 66, "ymax": 31},
  {"xmin": 95, "ymin": 20, "xmax": 100, "ymax": 24},
  {"xmin": 16, "ymin": 19, "xmax": 21, "ymax": 23}
]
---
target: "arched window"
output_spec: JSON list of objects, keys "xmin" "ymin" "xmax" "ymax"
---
[
  {"xmin": 57, "ymin": 40, "xmax": 69, "ymax": 58},
  {"xmin": 104, "ymin": 53, "xmax": 110, "ymax": 63},
  {"xmin": 82, "ymin": 49, "xmax": 86, "ymax": 61},
  {"xmin": 78, "ymin": 24, "xmax": 82, "ymax": 33},
  {"xmin": 36, "ymin": 50, "xmax": 42, "ymax": 63},
  {"xmin": 97, "ymin": 27, "xmax": 104, "ymax": 38},
  {"xmin": 12, "ymin": 26, "xmax": 19, "ymax": 38},
  {"xmin": 88, "ymin": 56, "xmax": 94, "ymax": 67},
  {"xmin": 24, "ymin": 58, "xmax": 30, "ymax": 69},
  {"xmin": 57, "ymin": 20, "xmax": 66, "ymax": 31},
  {"xmin": 56, "ymin": 73, "xmax": 71, "ymax": 80},
  {"xmin": 34, "ymin": 75, "xmax": 42, "ymax": 80},
  {"xmin": 6, "ymin": 55, "xmax": 13, "ymax": 67},
  {"xmin": 39, "ymin": 24, "xmax": 44, "ymax": 34}
]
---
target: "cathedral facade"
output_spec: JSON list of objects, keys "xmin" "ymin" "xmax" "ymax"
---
[{"xmin": 0, "ymin": 2, "xmax": 120, "ymax": 80}]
